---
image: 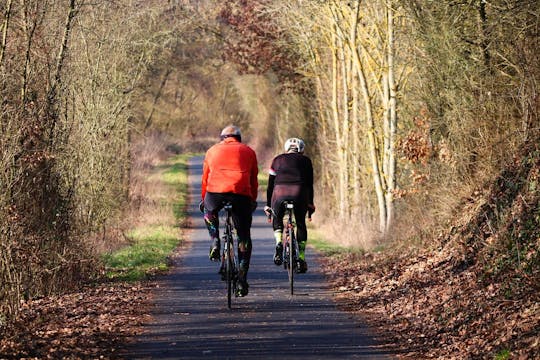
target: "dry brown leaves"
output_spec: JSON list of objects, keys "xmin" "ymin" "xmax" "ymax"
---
[
  {"xmin": 319, "ymin": 248, "xmax": 540, "ymax": 359},
  {"xmin": 319, "ymin": 138, "xmax": 540, "ymax": 358},
  {"xmin": 0, "ymin": 283, "xmax": 152, "ymax": 359}
]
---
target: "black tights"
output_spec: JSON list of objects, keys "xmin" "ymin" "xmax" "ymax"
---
[
  {"xmin": 271, "ymin": 198, "xmax": 308, "ymax": 245},
  {"xmin": 203, "ymin": 192, "xmax": 253, "ymax": 272}
]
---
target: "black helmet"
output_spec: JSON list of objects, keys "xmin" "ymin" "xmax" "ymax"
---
[{"xmin": 220, "ymin": 125, "xmax": 242, "ymax": 142}]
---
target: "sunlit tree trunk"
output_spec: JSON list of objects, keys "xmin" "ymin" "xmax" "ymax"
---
[
  {"xmin": 20, "ymin": 0, "xmax": 42, "ymax": 103},
  {"xmin": 0, "ymin": 0, "xmax": 13, "ymax": 65},
  {"xmin": 337, "ymin": 28, "xmax": 350, "ymax": 218},
  {"xmin": 351, "ymin": 65, "xmax": 361, "ymax": 211},
  {"xmin": 330, "ymin": 28, "xmax": 348, "ymax": 218},
  {"xmin": 384, "ymin": 0, "xmax": 397, "ymax": 231}
]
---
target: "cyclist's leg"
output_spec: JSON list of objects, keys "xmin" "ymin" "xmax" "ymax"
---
[
  {"xmin": 203, "ymin": 192, "xmax": 224, "ymax": 260},
  {"xmin": 270, "ymin": 199, "xmax": 286, "ymax": 243},
  {"xmin": 230, "ymin": 194, "xmax": 252, "ymax": 296},
  {"xmin": 294, "ymin": 204, "xmax": 308, "ymax": 258},
  {"xmin": 270, "ymin": 197, "xmax": 287, "ymax": 265},
  {"xmin": 271, "ymin": 185, "xmax": 294, "ymax": 244},
  {"xmin": 293, "ymin": 194, "xmax": 309, "ymax": 273}
]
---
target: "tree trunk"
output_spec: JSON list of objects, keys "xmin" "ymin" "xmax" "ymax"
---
[
  {"xmin": 330, "ymin": 27, "xmax": 347, "ymax": 218},
  {"xmin": 0, "ymin": 0, "xmax": 13, "ymax": 65},
  {"xmin": 145, "ymin": 68, "xmax": 172, "ymax": 130},
  {"xmin": 384, "ymin": 0, "xmax": 397, "ymax": 232},
  {"xmin": 338, "ymin": 31, "xmax": 350, "ymax": 219},
  {"xmin": 47, "ymin": 0, "xmax": 77, "ymax": 145},
  {"xmin": 478, "ymin": 0, "xmax": 491, "ymax": 69}
]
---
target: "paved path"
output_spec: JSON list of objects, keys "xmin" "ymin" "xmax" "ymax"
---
[{"xmin": 124, "ymin": 156, "xmax": 391, "ymax": 359}]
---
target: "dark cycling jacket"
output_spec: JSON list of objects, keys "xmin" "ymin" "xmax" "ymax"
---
[{"xmin": 266, "ymin": 152, "xmax": 314, "ymax": 207}]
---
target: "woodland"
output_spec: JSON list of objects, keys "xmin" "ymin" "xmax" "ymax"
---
[{"xmin": 0, "ymin": 0, "xmax": 538, "ymax": 358}]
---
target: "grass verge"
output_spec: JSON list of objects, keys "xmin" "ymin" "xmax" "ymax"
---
[
  {"xmin": 103, "ymin": 154, "xmax": 189, "ymax": 281},
  {"xmin": 308, "ymin": 228, "xmax": 361, "ymax": 256},
  {"xmin": 258, "ymin": 165, "xmax": 268, "ymax": 191}
]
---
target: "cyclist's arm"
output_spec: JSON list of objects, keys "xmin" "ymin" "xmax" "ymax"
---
[
  {"xmin": 267, "ymin": 158, "xmax": 278, "ymax": 207},
  {"xmin": 266, "ymin": 174, "xmax": 276, "ymax": 207},
  {"xmin": 201, "ymin": 155, "xmax": 210, "ymax": 200},
  {"xmin": 306, "ymin": 157, "xmax": 314, "ymax": 206},
  {"xmin": 250, "ymin": 151, "xmax": 259, "ymax": 202}
]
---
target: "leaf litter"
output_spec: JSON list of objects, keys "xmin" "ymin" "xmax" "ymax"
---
[
  {"xmin": 319, "ymin": 141, "xmax": 540, "ymax": 359},
  {"xmin": 0, "ymin": 283, "xmax": 152, "ymax": 359}
]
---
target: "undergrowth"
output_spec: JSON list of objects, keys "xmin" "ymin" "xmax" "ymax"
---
[{"xmin": 103, "ymin": 154, "xmax": 189, "ymax": 281}]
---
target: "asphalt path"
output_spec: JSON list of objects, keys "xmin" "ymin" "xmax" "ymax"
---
[{"xmin": 124, "ymin": 156, "xmax": 392, "ymax": 359}]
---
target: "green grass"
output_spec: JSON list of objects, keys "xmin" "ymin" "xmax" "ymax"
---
[
  {"xmin": 103, "ymin": 154, "xmax": 189, "ymax": 281},
  {"xmin": 163, "ymin": 155, "xmax": 190, "ymax": 219},
  {"xmin": 308, "ymin": 227, "xmax": 370, "ymax": 257},
  {"xmin": 308, "ymin": 229, "xmax": 351, "ymax": 256},
  {"xmin": 258, "ymin": 165, "xmax": 268, "ymax": 190},
  {"xmin": 494, "ymin": 349, "xmax": 511, "ymax": 360},
  {"xmin": 103, "ymin": 226, "xmax": 180, "ymax": 281}
]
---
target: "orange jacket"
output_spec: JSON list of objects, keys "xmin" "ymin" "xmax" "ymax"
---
[{"xmin": 201, "ymin": 137, "xmax": 258, "ymax": 201}]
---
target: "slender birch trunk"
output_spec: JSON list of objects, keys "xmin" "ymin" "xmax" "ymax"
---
[
  {"xmin": 331, "ymin": 27, "xmax": 348, "ymax": 217},
  {"xmin": 21, "ymin": 0, "xmax": 39, "ymax": 103},
  {"xmin": 338, "ymin": 33, "xmax": 350, "ymax": 218},
  {"xmin": 0, "ymin": 0, "xmax": 13, "ymax": 65},
  {"xmin": 385, "ymin": 0, "xmax": 397, "ymax": 231},
  {"xmin": 351, "ymin": 69, "xmax": 361, "ymax": 212},
  {"xmin": 349, "ymin": 3, "xmax": 362, "ymax": 213}
]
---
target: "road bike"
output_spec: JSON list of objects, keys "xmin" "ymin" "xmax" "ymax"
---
[
  {"xmin": 218, "ymin": 201, "xmax": 239, "ymax": 309},
  {"xmin": 268, "ymin": 201, "xmax": 300, "ymax": 295}
]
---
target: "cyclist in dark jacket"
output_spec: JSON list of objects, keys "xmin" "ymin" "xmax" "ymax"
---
[{"xmin": 264, "ymin": 138, "xmax": 315, "ymax": 273}]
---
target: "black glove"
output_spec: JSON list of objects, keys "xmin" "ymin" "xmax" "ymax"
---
[
  {"xmin": 307, "ymin": 204, "xmax": 316, "ymax": 217},
  {"xmin": 198, "ymin": 199, "xmax": 205, "ymax": 213},
  {"xmin": 251, "ymin": 200, "xmax": 257, "ymax": 213},
  {"xmin": 263, "ymin": 205, "xmax": 272, "ymax": 217}
]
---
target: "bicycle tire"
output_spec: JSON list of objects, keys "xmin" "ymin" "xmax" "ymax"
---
[
  {"xmin": 225, "ymin": 232, "xmax": 234, "ymax": 309},
  {"xmin": 288, "ymin": 225, "xmax": 295, "ymax": 295}
]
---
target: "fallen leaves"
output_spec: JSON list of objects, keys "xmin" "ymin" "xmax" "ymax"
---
[
  {"xmin": 0, "ymin": 282, "xmax": 152, "ymax": 359},
  {"xmin": 320, "ymin": 243, "xmax": 539, "ymax": 359},
  {"xmin": 318, "ymin": 141, "xmax": 540, "ymax": 358}
]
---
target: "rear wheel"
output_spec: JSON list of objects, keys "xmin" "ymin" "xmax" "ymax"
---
[
  {"xmin": 287, "ymin": 227, "xmax": 295, "ymax": 295},
  {"xmin": 226, "ymin": 235, "xmax": 233, "ymax": 309}
]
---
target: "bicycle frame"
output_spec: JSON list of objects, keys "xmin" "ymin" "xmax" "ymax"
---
[{"xmin": 221, "ymin": 202, "xmax": 238, "ymax": 309}]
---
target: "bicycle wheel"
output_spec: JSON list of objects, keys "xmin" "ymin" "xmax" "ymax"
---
[
  {"xmin": 287, "ymin": 225, "xmax": 295, "ymax": 295},
  {"xmin": 225, "ymin": 234, "xmax": 233, "ymax": 309},
  {"xmin": 283, "ymin": 236, "xmax": 288, "ymax": 270}
]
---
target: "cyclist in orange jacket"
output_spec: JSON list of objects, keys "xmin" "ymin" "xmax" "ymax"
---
[
  {"xmin": 200, "ymin": 125, "xmax": 258, "ymax": 297},
  {"xmin": 264, "ymin": 138, "xmax": 315, "ymax": 273}
]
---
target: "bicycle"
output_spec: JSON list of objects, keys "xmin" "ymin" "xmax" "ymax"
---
[
  {"xmin": 218, "ymin": 201, "xmax": 239, "ymax": 309},
  {"xmin": 268, "ymin": 201, "xmax": 300, "ymax": 295}
]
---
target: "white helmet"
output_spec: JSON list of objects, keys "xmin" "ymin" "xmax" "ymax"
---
[{"xmin": 284, "ymin": 138, "xmax": 305, "ymax": 153}]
